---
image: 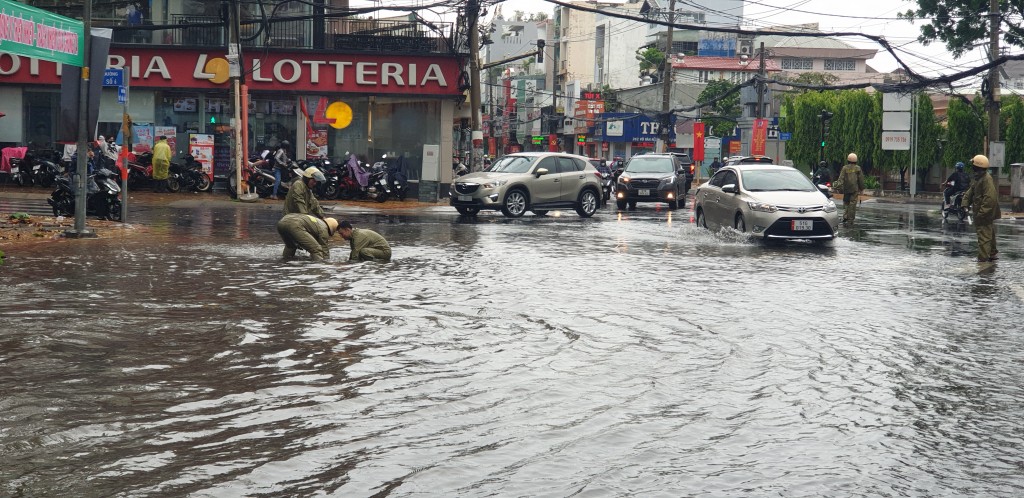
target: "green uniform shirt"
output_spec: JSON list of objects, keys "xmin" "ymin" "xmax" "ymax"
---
[
  {"xmin": 963, "ymin": 171, "xmax": 1001, "ymax": 225},
  {"xmin": 839, "ymin": 163, "xmax": 864, "ymax": 194},
  {"xmin": 283, "ymin": 180, "xmax": 324, "ymax": 218},
  {"xmin": 349, "ymin": 228, "xmax": 391, "ymax": 261}
]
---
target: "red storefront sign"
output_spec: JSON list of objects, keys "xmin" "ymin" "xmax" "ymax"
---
[{"xmin": 0, "ymin": 49, "xmax": 462, "ymax": 95}]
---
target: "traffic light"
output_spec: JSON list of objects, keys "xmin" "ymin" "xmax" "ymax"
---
[
  {"xmin": 210, "ymin": 116, "xmax": 216, "ymax": 124},
  {"xmin": 819, "ymin": 110, "xmax": 833, "ymax": 148}
]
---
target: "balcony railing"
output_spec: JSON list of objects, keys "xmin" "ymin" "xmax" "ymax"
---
[{"xmin": 100, "ymin": 16, "xmax": 460, "ymax": 55}]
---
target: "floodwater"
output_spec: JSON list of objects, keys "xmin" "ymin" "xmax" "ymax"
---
[{"xmin": 1, "ymin": 199, "xmax": 1023, "ymax": 497}]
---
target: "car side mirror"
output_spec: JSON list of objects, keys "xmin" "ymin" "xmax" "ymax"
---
[
  {"xmin": 535, "ymin": 167, "xmax": 549, "ymax": 177},
  {"xmin": 722, "ymin": 184, "xmax": 738, "ymax": 194}
]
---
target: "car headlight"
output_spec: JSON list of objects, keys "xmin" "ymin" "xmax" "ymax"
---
[
  {"xmin": 824, "ymin": 200, "xmax": 837, "ymax": 213},
  {"xmin": 617, "ymin": 176, "xmax": 630, "ymax": 184},
  {"xmin": 482, "ymin": 180, "xmax": 508, "ymax": 189},
  {"xmin": 747, "ymin": 201, "xmax": 778, "ymax": 213},
  {"xmin": 660, "ymin": 177, "xmax": 675, "ymax": 186}
]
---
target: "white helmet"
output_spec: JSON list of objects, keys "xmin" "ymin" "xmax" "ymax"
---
[{"xmin": 847, "ymin": 153, "xmax": 858, "ymax": 163}]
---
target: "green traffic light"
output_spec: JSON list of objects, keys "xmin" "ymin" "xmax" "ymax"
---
[
  {"xmin": 210, "ymin": 116, "xmax": 216, "ymax": 124},
  {"xmin": 821, "ymin": 141, "xmax": 826, "ymax": 147}
]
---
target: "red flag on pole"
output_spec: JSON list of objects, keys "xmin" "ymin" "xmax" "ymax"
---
[
  {"xmin": 692, "ymin": 122, "xmax": 706, "ymax": 161},
  {"xmin": 751, "ymin": 118, "xmax": 768, "ymax": 156}
]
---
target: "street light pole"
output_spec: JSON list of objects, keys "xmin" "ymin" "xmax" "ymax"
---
[
  {"xmin": 657, "ymin": 0, "xmax": 675, "ymax": 153},
  {"xmin": 987, "ymin": 0, "xmax": 1001, "ymax": 148},
  {"xmin": 68, "ymin": 0, "xmax": 95, "ymax": 238}
]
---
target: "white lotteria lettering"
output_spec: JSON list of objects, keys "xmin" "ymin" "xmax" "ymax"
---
[
  {"xmin": 408, "ymin": 64, "xmax": 417, "ymax": 86},
  {"xmin": 194, "ymin": 54, "xmax": 214, "ymax": 80},
  {"xmin": 28, "ymin": 57, "xmax": 39, "ymax": 76},
  {"xmin": 356, "ymin": 62, "xmax": 377, "ymax": 85},
  {"xmin": 252, "ymin": 59, "xmax": 272, "ymax": 82},
  {"xmin": 144, "ymin": 57, "xmax": 171, "ymax": 79},
  {"xmin": 381, "ymin": 63, "xmax": 404, "ymax": 86},
  {"xmin": 0, "ymin": 53, "xmax": 21, "ymax": 76},
  {"xmin": 420, "ymin": 64, "xmax": 447, "ymax": 87},
  {"xmin": 275, "ymin": 59, "xmax": 300, "ymax": 84},
  {"xmin": 108, "ymin": 55, "xmax": 126, "ymax": 69},
  {"xmin": 330, "ymin": 61, "xmax": 352, "ymax": 84},
  {"xmin": 302, "ymin": 60, "xmax": 324, "ymax": 84}
]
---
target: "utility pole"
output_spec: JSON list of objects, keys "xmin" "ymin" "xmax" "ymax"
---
[
  {"xmin": 468, "ymin": 0, "xmax": 484, "ymax": 171},
  {"xmin": 228, "ymin": 0, "xmax": 244, "ymax": 198},
  {"xmin": 68, "ymin": 0, "xmax": 95, "ymax": 238},
  {"xmin": 657, "ymin": 0, "xmax": 675, "ymax": 153},
  {"xmin": 756, "ymin": 42, "xmax": 765, "ymax": 119},
  {"xmin": 987, "ymin": 0, "xmax": 1001, "ymax": 148}
]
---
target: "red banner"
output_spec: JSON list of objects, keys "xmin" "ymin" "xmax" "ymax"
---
[
  {"xmin": 692, "ymin": 122, "xmax": 705, "ymax": 162},
  {"xmin": 751, "ymin": 118, "xmax": 768, "ymax": 156},
  {"xmin": 549, "ymin": 134, "xmax": 558, "ymax": 152}
]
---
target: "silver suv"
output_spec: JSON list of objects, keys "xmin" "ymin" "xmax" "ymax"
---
[{"xmin": 449, "ymin": 152, "xmax": 603, "ymax": 218}]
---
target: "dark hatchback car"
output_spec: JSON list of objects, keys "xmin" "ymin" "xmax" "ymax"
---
[{"xmin": 614, "ymin": 154, "xmax": 689, "ymax": 210}]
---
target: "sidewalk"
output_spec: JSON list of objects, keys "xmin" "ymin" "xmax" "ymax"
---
[{"xmin": 858, "ymin": 189, "xmax": 1024, "ymax": 219}]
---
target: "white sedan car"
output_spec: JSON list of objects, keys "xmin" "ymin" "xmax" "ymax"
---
[{"xmin": 694, "ymin": 164, "xmax": 840, "ymax": 241}]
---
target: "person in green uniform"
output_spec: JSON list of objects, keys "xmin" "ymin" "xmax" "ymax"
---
[
  {"xmin": 838, "ymin": 152, "xmax": 865, "ymax": 224},
  {"xmin": 277, "ymin": 215, "xmax": 338, "ymax": 261},
  {"xmin": 338, "ymin": 220, "xmax": 392, "ymax": 262},
  {"xmin": 152, "ymin": 135, "xmax": 172, "ymax": 193},
  {"xmin": 283, "ymin": 166, "xmax": 326, "ymax": 217},
  {"xmin": 961, "ymin": 154, "xmax": 1001, "ymax": 262}
]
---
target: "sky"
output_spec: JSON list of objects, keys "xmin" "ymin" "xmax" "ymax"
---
[{"xmin": 492, "ymin": 0, "xmax": 1001, "ymax": 82}]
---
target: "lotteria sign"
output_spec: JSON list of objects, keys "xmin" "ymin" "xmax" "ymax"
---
[
  {"xmin": 0, "ymin": 0, "xmax": 84, "ymax": 66},
  {"xmin": 0, "ymin": 48, "xmax": 462, "ymax": 95}
]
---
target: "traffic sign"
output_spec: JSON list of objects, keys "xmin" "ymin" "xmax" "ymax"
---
[
  {"xmin": 103, "ymin": 68, "xmax": 124, "ymax": 87},
  {"xmin": 117, "ymin": 86, "xmax": 127, "ymax": 104},
  {"xmin": 780, "ymin": 132, "xmax": 792, "ymax": 141},
  {"xmin": 767, "ymin": 125, "xmax": 780, "ymax": 139}
]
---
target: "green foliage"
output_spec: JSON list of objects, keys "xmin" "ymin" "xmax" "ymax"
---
[
  {"xmin": 864, "ymin": 176, "xmax": 880, "ymax": 190},
  {"xmin": 636, "ymin": 47, "xmax": 665, "ymax": 78},
  {"xmin": 1005, "ymin": 98, "xmax": 1024, "ymax": 168},
  {"xmin": 900, "ymin": 2, "xmax": 1023, "ymax": 58},
  {"xmin": 696, "ymin": 79, "xmax": 741, "ymax": 138},
  {"xmin": 944, "ymin": 97, "xmax": 985, "ymax": 167},
  {"xmin": 786, "ymin": 72, "xmax": 840, "ymax": 88}
]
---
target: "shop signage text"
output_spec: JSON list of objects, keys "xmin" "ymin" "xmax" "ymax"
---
[{"xmin": 0, "ymin": 0, "xmax": 84, "ymax": 66}]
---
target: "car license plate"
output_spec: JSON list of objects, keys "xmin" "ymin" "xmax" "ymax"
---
[
  {"xmin": 638, "ymin": 189, "xmax": 651, "ymax": 196},
  {"xmin": 458, "ymin": 195, "xmax": 472, "ymax": 202},
  {"xmin": 792, "ymin": 219, "xmax": 813, "ymax": 231}
]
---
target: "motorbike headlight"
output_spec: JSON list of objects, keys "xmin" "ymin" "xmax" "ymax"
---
[
  {"xmin": 483, "ymin": 180, "xmax": 507, "ymax": 189},
  {"xmin": 824, "ymin": 200, "xmax": 837, "ymax": 213},
  {"xmin": 747, "ymin": 201, "xmax": 778, "ymax": 213}
]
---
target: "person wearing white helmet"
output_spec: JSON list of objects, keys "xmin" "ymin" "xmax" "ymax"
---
[
  {"xmin": 837, "ymin": 152, "xmax": 865, "ymax": 224},
  {"xmin": 961, "ymin": 154, "xmax": 1001, "ymax": 262},
  {"xmin": 283, "ymin": 165, "xmax": 327, "ymax": 218},
  {"xmin": 277, "ymin": 215, "xmax": 338, "ymax": 261}
]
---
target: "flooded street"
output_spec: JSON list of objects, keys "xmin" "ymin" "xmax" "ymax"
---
[{"xmin": 2, "ymin": 197, "xmax": 1023, "ymax": 496}]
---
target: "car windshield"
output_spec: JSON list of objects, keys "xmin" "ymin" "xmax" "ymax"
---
[
  {"xmin": 487, "ymin": 156, "xmax": 535, "ymax": 174},
  {"xmin": 741, "ymin": 169, "xmax": 817, "ymax": 192},
  {"xmin": 624, "ymin": 157, "xmax": 674, "ymax": 173}
]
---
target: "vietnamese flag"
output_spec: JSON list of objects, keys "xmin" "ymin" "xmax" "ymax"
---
[
  {"xmin": 751, "ymin": 118, "xmax": 768, "ymax": 156},
  {"xmin": 693, "ymin": 122, "xmax": 706, "ymax": 161}
]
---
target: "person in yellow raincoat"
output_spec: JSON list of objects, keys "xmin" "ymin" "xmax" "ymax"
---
[{"xmin": 152, "ymin": 135, "xmax": 171, "ymax": 192}]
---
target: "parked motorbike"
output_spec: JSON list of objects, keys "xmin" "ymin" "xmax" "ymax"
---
[
  {"xmin": 181, "ymin": 154, "xmax": 212, "ymax": 192},
  {"xmin": 8, "ymin": 153, "xmax": 37, "ymax": 186},
  {"xmin": 16, "ymin": 151, "xmax": 62, "ymax": 188},
  {"xmin": 300, "ymin": 157, "xmax": 339, "ymax": 200},
  {"xmin": 127, "ymin": 152, "xmax": 154, "ymax": 189},
  {"xmin": 941, "ymin": 185, "xmax": 969, "ymax": 222},
  {"xmin": 339, "ymin": 156, "xmax": 370, "ymax": 200},
  {"xmin": 48, "ymin": 165, "xmax": 122, "ymax": 221},
  {"xmin": 366, "ymin": 159, "xmax": 392, "ymax": 203},
  {"xmin": 386, "ymin": 155, "xmax": 409, "ymax": 201}
]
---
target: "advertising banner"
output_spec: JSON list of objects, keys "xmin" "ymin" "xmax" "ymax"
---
[
  {"xmin": 751, "ymin": 118, "xmax": 768, "ymax": 156},
  {"xmin": 132, "ymin": 124, "xmax": 154, "ymax": 153},
  {"xmin": 0, "ymin": 0, "xmax": 84, "ymax": 66},
  {"xmin": 189, "ymin": 133, "xmax": 215, "ymax": 177},
  {"xmin": 693, "ymin": 123, "xmax": 706, "ymax": 162},
  {"xmin": 154, "ymin": 126, "xmax": 177, "ymax": 154}
]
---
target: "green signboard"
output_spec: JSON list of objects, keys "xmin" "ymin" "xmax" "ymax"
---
[{"xmin": 0, "ymin": 0, "xmax": 85, "ymax": 67}]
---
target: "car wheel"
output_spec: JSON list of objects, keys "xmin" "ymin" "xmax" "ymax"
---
[
  {"xmin": 628, "ymin": 201, "xmax": 636, "ymax": 210},
  {"xmin": 616, "ymin": 199, "xmax": 627, "ymax": 210},
  {"xmin": 501, "ymin": 189, "xmax": 528, "ymax": 218},
  {"xmin": 696, "ymin": 208, "xmax": 707, "ymax": 229},
  {"xmin": 735, "ymin": 213, "xmax": 746, "ymax": 232},
  {"xmin": 668, "ymin": 197, "xmax": 679, "ymax": 210},
  {"xmin": 532, "ymin": 210, "xmax": 549, "ymax": 216},
  {"xmin": 455, "ymin": 206, "xmax": 480, "ymax": 216},
  {"xmin": 575, "ymin": 189, "xmax": 599, "ymax": 218}
]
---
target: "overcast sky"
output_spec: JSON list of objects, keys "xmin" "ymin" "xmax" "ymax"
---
[{"xmin": 494, "ymin": 0, "xmax": 999, "ymax": 80}]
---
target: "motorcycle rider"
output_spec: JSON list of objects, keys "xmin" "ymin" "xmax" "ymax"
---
[
  {"xmin": 152, "ymin": 135, "xmax": 171, "ymax": 193},
  {"xmin": 284, "ymin": 166, "xmax": 326, "ymax": 217},
  {"xmin": 272, "ymin": 140, "xmax": 293, "ymax": 199},
  {"xmin": 942, "ymin": 161, "xmax": 970, "ymax": 209},
  {"xmin": 277, "ymin": 214, "xmax": 338, "ymax": 261},
  {"xmin": 811, "ymin": 161, "xmax": 832, "ymax": 187},
  {"xmin": 338, "ymin": 220, "xmax": 392, "ymax": 262}
]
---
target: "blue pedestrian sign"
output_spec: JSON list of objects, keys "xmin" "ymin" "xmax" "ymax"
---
[
  {"xmin": 117, "ymin": 85, "xmax": 127, "ymax": 104},
  {"xmin": 103, "ymin": 68, "xmax": 123, "ymax": 87},
  {"xmin": 780, "ymin": 132, "xmax": 792, "ymax": 141}
]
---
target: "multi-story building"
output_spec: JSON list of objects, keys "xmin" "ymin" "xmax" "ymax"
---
[
  {"xmin": 594, "ymin": 2, "xmax": 646, "ymax": 90},
  {"xmin": 755, "ymin": 25, "xmax": 880, "ymax": 85},
  {"xmin": 1, "ymin": 0, "xmax": 469, "ymax": 194}
]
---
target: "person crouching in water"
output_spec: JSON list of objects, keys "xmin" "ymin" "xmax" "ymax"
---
[
  {"xmin": 337, "ymin": 220, "xmax": 391, "ymax": 262},
  {"xmin": 277, "ymin": 215, "xmax": 338, "ymax": 261}
]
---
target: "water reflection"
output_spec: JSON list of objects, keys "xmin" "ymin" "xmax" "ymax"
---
[{"xmin": 1, "ymin": 202, "xmax": 1023, "ymax": 496}]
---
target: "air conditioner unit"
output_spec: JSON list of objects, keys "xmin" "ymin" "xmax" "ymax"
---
[
  {"xmin": 738, "ymin": 45, "xmax": 751, "ymax": 55},
  {"xmin": 563, "ymin": 117, "xmax": 574, "ymax": 128}
]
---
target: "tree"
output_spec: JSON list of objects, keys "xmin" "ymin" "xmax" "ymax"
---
[
  {"xmin": 943, "ymin": 96, "xmax": 986, "ymax": 167},
  {"xmin": 636, "ymin": 47, "xmax": 665, "ymax": 82},
  {"xmin": 696, "ymin": 79, "xmax": 740, "ymax": 138},
  {"xmin": 900, "ymin": 2, "xmax": 1024, "ymax": 58},
  {"xmin": 1003, "ymin": 98, "xmax": 1024, "ymax": 168}
]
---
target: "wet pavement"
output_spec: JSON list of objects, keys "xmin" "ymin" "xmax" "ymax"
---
[{"xmin": 2, "ymin": 192, "xmax": 1023, "ymax": 496}]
